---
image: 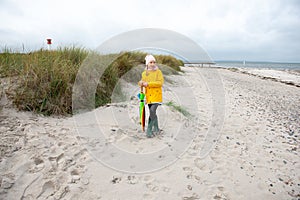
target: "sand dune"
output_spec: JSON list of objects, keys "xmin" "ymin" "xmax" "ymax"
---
[{"xmin": 0, "ymin": 67, "xmax": 299, "ymax": 199}]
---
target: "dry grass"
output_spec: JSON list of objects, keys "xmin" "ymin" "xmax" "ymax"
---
[{"xmin": 0, "ymin": 48, "xmax": 183, "ymax": 116}]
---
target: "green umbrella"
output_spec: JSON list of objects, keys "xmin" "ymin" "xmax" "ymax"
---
[{"xmin": 138, "ymin": 86, "xmax": 146, "ymax": 132}]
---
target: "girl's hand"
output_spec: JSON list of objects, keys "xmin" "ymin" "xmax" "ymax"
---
[{"xmin": 139, "ymin": 81, "xmax": 148, "ymax": 87}]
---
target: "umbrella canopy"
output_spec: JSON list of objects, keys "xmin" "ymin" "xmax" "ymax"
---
[{"xmin": 138, "ymin": 86, "xmax": 145, "ymax": 132}]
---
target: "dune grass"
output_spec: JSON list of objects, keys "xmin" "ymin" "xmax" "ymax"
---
[
  {"xmin": 1, "ymin": 47, "xmax": 88, "ymax": 115},
  {"xmin": 165, "ymin": 101, "xmax": 192, "ymax": 117},
  {"xmin": 0, "ymin": 48, "xmax": 184, "ymax": 116}
]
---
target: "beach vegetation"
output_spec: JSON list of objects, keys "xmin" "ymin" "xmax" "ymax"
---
[
  {"xmin": 0, "ymin": 47, "xmax": 183, "ymax": 116},
  {"xmin": 165, "ymin": 101, "xmax": 191, "ymax": 117}
]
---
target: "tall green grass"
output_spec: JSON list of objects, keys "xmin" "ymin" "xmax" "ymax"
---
[{"xmin": 0, "ymin": 48, "xmax": 183, "ymax": 116}]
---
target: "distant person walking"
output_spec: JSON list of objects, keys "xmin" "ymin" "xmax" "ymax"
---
[{"xmin": 138, "ymin": 55, "xmax": 164, "ymax": 138}]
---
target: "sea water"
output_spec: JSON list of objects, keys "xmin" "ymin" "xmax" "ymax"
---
[{"xmin": 215, "ymin": 61, "xmax": 300, "ymax": 70}]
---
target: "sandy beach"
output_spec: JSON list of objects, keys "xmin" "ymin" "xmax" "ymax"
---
[{"xmin": 0, "ymin": 66, "xmax": 299, "ymax": 199}]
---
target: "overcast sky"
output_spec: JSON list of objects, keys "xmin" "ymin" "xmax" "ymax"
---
[{"xmin": 1, "ymin": 0, "xmax": 300, "ymax": 62}]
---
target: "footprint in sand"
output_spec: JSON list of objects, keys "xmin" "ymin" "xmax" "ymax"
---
[
  {"xmin": 111, "ymin": 176, "xmax": 122, "ymax": 184},
  {"xmin": 142, "ymin": 175, "xmax": 171, "ymax": 195},
  {"xmin": 74, "ymin": 148, "xmax": 88, "ymax": 160},
  {"xmin": 183, "ymin": 166, "xmax": 196, "ymax": 180},
  {"xmin": 142, "ymin": 175, "xmax": 155, "ymax": 183},
  {"xmin": 126, "ymin": 175, "xmax": 138, "ymax": 184},
  {"xmin": 0, "ymin": 173, "xmax": 15, "ymax": 190},
  {"xmin": 187, "ymin": 143, "xmax": 201, "ymax": 156},
  {"xmin": 142, "ymin": 193, "xmax": 154, "ymax": 200},
  {"xmin": 71, "ymin": 175, "xmax": 81, "ymax": 183},
  {"xmin": 71, "ymin": 169, "xmax": 80, "ymax": 175},
  {"xmin": 146, "ymin": 183, "xmax": 159, "ymax": 192},
  {"xmin": 36, "ymin": 181, "xmax": 55, "ymax": 199},
  {"xmin": 194, "ymin": 158, "xmax": 208, "ymax": 171},
  {"xmin": 29, "ymin": 157, "xmax": 45, "ymax": 173},
  {"xmin": 62, "ymin": 156, "xmax": 76, "ymax": 171},
  {"xmin": 162, "ymin": 186, "xmax": 171, "ymax": 193},
  {"xmin": 183, "ymin": 166, "xmax": 193, "ymax": 172}
]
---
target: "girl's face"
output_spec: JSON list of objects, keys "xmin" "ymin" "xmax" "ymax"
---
[{"xmin": 148, "ymin": 60, "xmax": 156, "ymax": 68}]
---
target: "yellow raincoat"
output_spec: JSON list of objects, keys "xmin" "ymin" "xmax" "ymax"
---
[{"xmin": 140, "ymin": 69, "xmax": 164, "ymax": 104}]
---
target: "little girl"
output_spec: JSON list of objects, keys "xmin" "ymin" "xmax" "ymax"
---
[{"xmin": 138, "ymin": 55, "xmax": 164, "ymax": 138}]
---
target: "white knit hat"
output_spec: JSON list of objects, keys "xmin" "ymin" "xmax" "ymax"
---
[{"xmin": 145, "ymin": 54, "xmax": 156, "ymax": 65}]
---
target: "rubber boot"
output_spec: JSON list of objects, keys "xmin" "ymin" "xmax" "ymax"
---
[
  {"xmin": 153, "ymin": 117, "xmax": 160, "ymax": 134},
  {"xmin": 146, "ymin": 118, "xmax": 154, "ymax": 138}
]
